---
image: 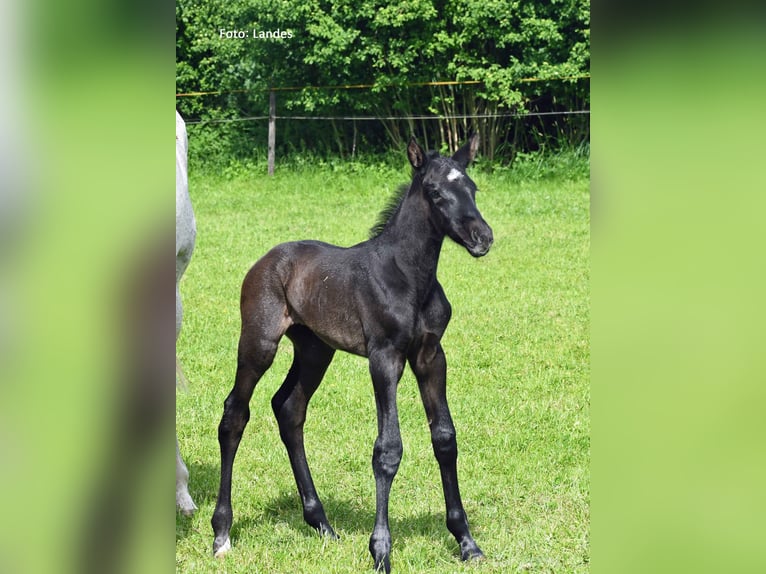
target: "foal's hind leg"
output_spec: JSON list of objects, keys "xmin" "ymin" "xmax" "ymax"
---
[
  {"xmin": 409, "ymin": 333, "xmax": 484, "ymax": 562},
  {"xmin": 211, "ymin": 304, "xmax": 288, "ymax": 557},
  {"xmin": 271, "ymin": 325, "xmax": 337, "ymax": 538}
]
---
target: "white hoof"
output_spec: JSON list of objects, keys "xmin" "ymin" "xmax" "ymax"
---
[
  {"xmin": 214, "ymin": 537, "xmax": 231, "ymax": 558},
  {"xmin": 176, "ymin": 491, "xmax": 198, "ymax": 516}
]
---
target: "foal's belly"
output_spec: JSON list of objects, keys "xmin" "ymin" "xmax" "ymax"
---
[
  {"xmin": 285, "ymin": 270, "xmax": 369, "ymax": 357},
  {"xmin": 312, "ymin": 325, "xmax": 368, "ymax": 357}
]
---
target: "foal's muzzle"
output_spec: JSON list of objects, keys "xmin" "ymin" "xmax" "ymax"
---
[{"xmin": 464, "ymin": 219, "xmax": 494, "ymax": 257}]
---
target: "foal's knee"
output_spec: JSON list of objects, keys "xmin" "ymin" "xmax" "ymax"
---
[
  {"xmin": 372, "ymin": 437, "xmax": 403, "ymax": 479},
  {"xmin": 431, "ymin": 426, "xmax": 457, "ymax": 465}
]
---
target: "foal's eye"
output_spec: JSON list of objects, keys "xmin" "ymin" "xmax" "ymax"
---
[{"xmin": 427, "ymin": 187, "xmax": 442, "ymax": 200}]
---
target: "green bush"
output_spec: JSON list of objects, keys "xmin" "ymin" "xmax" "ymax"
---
[{"xmin": 177, "ymin": 0, "xmax": 589, "ymax": 162}]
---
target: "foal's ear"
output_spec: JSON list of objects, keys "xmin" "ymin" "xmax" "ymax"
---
[
  {"xmin": 452, "ymin": 132, "xmax": 480, "ymax": 168},
  {"xmin": 407, "ymin": 137, "xmax": 427, "ymax": 169}
]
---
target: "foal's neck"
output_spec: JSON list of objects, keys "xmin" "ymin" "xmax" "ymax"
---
[{"xmin": 381, "ymin": 183, "xmax": 444, "ymax": 286}]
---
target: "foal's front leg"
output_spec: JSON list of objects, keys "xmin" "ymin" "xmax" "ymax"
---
[
  {"xmin": 367, "ymin": 344, "xmax": 406, "ymax": 573},
  {"xmin": 409, "ymin": 333, "xmax": 484, "ymax": 561}
]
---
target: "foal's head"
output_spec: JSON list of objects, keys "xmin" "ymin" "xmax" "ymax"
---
[{"xmin": 408, "ymin": 135, "xmax": 494, "ymax": 257}]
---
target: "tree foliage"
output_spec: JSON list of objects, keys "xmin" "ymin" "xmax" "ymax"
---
[{"xmin": 176, "ymin": 0, "xmax": 589, "ymax": 163}]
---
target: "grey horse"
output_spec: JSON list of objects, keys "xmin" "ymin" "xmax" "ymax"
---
[{"xmin": 176, "ymin": 110, "xmax": 197, "ymax": 515}]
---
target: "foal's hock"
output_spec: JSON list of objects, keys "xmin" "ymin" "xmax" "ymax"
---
[{"xmin": 211, "ymin": 135, "xmax": 493, "ymax": 573}]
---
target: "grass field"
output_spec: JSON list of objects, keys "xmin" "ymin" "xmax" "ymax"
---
[{"xmin": 176, "ymin": 152, "xmax": 590, "ymax": 573}]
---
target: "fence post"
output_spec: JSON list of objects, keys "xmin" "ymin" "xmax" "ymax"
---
[{"xmin": 268, "ymin": 89, "xmax": 276, "ymax": 176}]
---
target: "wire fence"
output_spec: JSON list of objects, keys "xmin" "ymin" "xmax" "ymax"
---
[
  {"xmin": 185, "ymin": 110, "xmax": 590, "ymax": 126},
  {"xmin": 178, "ymin": 75, "xmax": 590, "ymax": 167}
]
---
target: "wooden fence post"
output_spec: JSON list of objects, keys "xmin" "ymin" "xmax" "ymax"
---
[{"xmin": 268, "ymin": 89, "xmax": 276, "ymax": 176}]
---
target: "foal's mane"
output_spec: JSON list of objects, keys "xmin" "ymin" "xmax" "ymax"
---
[
  {"xmin": 369, "ymin": 183, "xmax": 410, "ymax": 239},
  {"xmin": 368, "ymin": 151, "xmax": 439, "ymax": 239}
]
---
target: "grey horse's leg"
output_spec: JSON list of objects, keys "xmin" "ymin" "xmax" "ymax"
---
[
  {"xmin": 175, "ymin": 110, "xmax": 197, "ymax": 516},
  {"xmin": 176, "ymin": 436, "xmax": 197, "ymax": 515}
]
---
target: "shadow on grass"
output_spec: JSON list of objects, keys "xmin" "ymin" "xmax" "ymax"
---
[
  {"xmin": 175, "ymin": 460, "xmax": 222, "ymax": 541},
  {"xmin": 231, "ymin": 490, "xmax": 456, "ymax": 556},
  {"xmin": 177, "ymin": 461, "xmax": 459, "ymax": 559}
]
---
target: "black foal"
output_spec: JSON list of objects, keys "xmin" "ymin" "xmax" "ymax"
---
[{"xmin": 211, "ymin": 135, "xmax": 493, "ymax": 572}]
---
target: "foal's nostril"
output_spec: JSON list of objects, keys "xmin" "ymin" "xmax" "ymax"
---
[{"xmin": 471, "ymin": 228, "xmax": 492, "ymax": 247}]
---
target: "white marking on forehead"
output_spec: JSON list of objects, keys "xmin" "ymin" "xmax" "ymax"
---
[{"xmin": 447, "ymin": 168, "xmax": 463, "ymax": 181}]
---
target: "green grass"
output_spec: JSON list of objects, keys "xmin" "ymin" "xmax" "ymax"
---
[{"xmin": 176, "ymin": 153, "xmax": 590, "ymax": 573}]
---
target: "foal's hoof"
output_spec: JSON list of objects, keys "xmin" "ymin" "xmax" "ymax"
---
[
  {"xmin": 318, "ymin": 523, "xmax": 339, "ymax": 540},
  {"xmin": 213, "ymin": 536, "xmax": 231, "ymax": 558},
  {"xmin": 372, "ymin": 556, "xmax": 391, "ymax": 574},
  {"xmin": 460, "ymin": 542, "xmax": 485, "ymax": 562},
  {"xmin": 369, "ymin": 536, "xmax": 391, "ymax": 573}
]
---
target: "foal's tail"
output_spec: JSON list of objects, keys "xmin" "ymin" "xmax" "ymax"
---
[{"xmin": 176, "ymin": 355, "xmax": 190, "ymax": 390}]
